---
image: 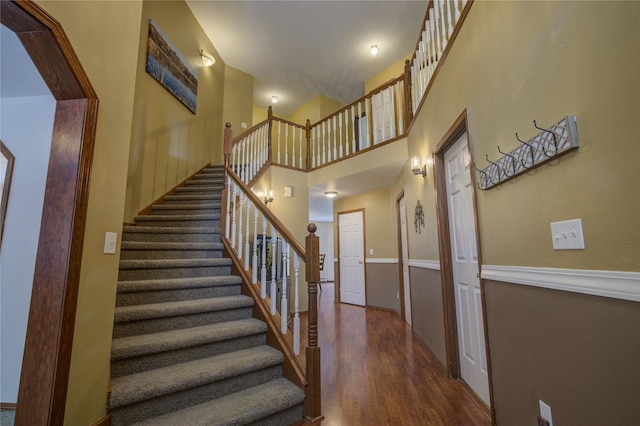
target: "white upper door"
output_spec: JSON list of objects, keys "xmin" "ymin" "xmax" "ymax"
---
[
  {"xmin": 339, "ymin": 211, "xmax": 366, "ymax": 306},
  {"xmin": 399, "ymin": 195, "xmax": 412, "ymax": 326},
  {"xmin": 444, "ymin": 132, "xmax": 490, "ymax": 404}
]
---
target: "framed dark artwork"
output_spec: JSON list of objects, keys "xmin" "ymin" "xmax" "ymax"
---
[
  {"xmin": 414, "ymin": 199, "xmax": 425, "ymax": 234},
  {"xmin": 1, "ymin": 140, "xmax": 15, "ymax": 245},
  {"xmin": 146, "ymin": 19, "xmax": 198, "ymax": 113}
]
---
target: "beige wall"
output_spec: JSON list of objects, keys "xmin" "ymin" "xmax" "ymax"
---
[
  {"xmin": 31, "ymin": 1, "xmax": 143, "ymax": 424},
  {"xmin": 407, "ymin": 1, "xmax": 639, "ymax": 271},
  {"xmin": 252, "ymin": 105, "xmax": 268, "ymax": 126},
  {"xmin": 364, "ymin": 53, "xmax": 411, "ymax": 94},
  {"xmin": 124, "ymin": 0, "xmax": 225, "ymax": 221},
  {"xmin": 223, "ymin": 66, "xmax": 254, "ymax": 134},
  {"xmin": 287, "ymin": 94, "xmax": 345, "ymax": 126}
]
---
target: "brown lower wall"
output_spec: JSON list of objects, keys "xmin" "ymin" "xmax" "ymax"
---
[
  {"xmin": 409, "ymin": 266, "xmax": 446, "ymax": 367},
  {"xmin": 485, "ymin": 280, "xmax": 640, "ymax": 425},
  {"xmin": 365, "ymin": 263, "xmax": 400, "ymax": 312}
]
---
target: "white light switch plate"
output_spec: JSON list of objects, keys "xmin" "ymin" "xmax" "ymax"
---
[
  {"xmin": 550, "ymin": 218, "xmax": 585, "ymax": 250},
  {"xmin": 539, "ymin": 400, "xmax": 553, "ymax": 426},
  {"xmin": 104, "ymin": 232, "xmax": 117, "ymax": 254}
]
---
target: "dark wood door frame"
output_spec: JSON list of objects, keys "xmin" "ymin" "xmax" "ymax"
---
[
  {"xmin": 433, "ymin": 109, "xmax": 495, "ymax": 419},
  {"xmin": 395, "ymin": 190, "xmax": 408, "ymax": 323},
  {"xmin": 1, "ymin": 1, "xmax": 98, "ymax": 424}
]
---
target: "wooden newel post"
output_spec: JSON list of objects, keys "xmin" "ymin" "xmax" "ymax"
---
[{"xmin": 304, "ymin": 223, "xmax": 323, "ymax": 423}]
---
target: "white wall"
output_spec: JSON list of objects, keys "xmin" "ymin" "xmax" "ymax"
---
[
  {"xmin": 0, "ymin": 94, "xmax": 56, "ymax": 403},
  {"xmin": 315, "ymin": 221, "xmax": 335, "ymax": 282}
]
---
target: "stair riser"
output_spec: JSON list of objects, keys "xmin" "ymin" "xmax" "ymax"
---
[
  {"xmin": 163, "ymin": 197, "xmax": 221, "ymax": 205},
  {"xmin": 110, "ymin": 366, "xmax": 283, "ymax": 426},
  {"xmin": 118, "ymin": 265, "xmax": 231, "ymax": 281},
  {"xmin": 175, "ymin": 187, "xmax": 223, "ymax": 195},
  {"xmin": 185, "ymin": 180, "xmax": 224, "ymax": 186},
  {"xmin": 113, "ymin": 307, "xmax": 254, "ymax": 338},
  {"xmin": 247, "ymin": 404, "xmax": 304, "ymax": 426},
  {"xmin": 121, "ymin": 233, "xmax": 219, "ymax": 243},
  {"xmin": 111, "ymin": 333, "xmax": 267, "ymax": 378},
  {"xmin": 134, "ymin": 219, "xmax": 220, "ymax": 228},
  {"xmin": 119, "ymin": 249, "xmax": 222, "ymax": 260},
  {"xmin": 150, "ymin": 207, "xmax": 220, "ymax": 216},
  {"xmin": 115, "ymin": 285, "xmax": 241, "ymax": 307}
]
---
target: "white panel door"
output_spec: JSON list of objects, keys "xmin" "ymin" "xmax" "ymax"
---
[
  {"xmin": 444, "ymin": 132, "xmax": 489, "ymax": 404},
  {"xmin": 339, "ymin": 211, "xmax": 366, "ymax": 306},
  {"xmin": 399, "ymin": 195, "xmax": 412, "ymax": 326}
]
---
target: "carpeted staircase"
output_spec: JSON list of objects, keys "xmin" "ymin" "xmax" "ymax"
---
[{"xmin": 109, "ymin": 165, "xmax": 305, "ymax": 426}]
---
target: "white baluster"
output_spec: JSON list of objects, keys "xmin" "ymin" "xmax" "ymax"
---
[
  {"xmin": 277, "ymin": 121, "xmax": 281, "ymax": 164},
  {"xmin": 357, "ymin": 102, "xmax": 363, "ymax": 149},
  {"xmin": 339, "ymin": 112, "xmax": 343, "ymax": 159},
  {"xmin": 429, "ymin": 8, "xmax": 437, "ymax": 62},
  {"xmin": 351, "ymin": 105, "xmax": 356, "ymax": 152},
  {"xmin": 396, "ymin": 81, "xmax": 404, "ymax": 134},
  {"xmin": 291, "ymin": 125, "xmax": 296, "ymax": 168},
  {"xmin": 311, "ymin": 126, "xmax": 316, "ymax": 168},
  {"xmin": 435, "ymin": 1, "xmax": 443, "ymax": 58},
  {"xmin": 237, "ymin": 192, "xmax": 243, "ymax": 259},
  {"xmin": 293, "ymin": 252, "xmax": 300, "ymax": 355},
  {"xmin": 365, "ymin": 98, "xmax": 371, "ymax": 148},
  {"xmin": 261, "ymin": 216, "xmax": 267, "ymax": 299},
  {"xmin": 225, "ymin": 178, "xmax": 232, "ymax": 240},
  {"xmin": 315, "ymin": 126, "xmax": 320, "ymax": 167},
  {"xmin": 252, "ymin": 205, "xmax": 258, "ymax": 284},
  {"xmin": 332, "ymin": 116, "xmax": 337, "ymax": 161},
  {"xmin": 280, "ymin": 240, "xmax": 289, "ymax": 334},
  {"xmin": 230, "ymin": 182, "xmax": 237, "ymax": 249},
  {"xmin": 244, "ymin": 194, "xmax": 251, "ymax": 271},
  {"xmin": 426, "ymin": 25, "xmax": 433, "ymax": 84},
  {"xmin": 440, "ymin": 0, "xmax": 447, "ymax": 50},
  {"xmin": 322, "ymin": 121, "xmax": 327, "ymax": 165},
  {"xmin": 299, "ymin": 127, "xmax": 303, "ymax": 168},
  {"xmin": 455, "ymin": 0, "xmax": 462, "ymax": 21},
  {"xmin": 270, "ymin": 228, "xmax": 277, "ymax": 316},
  {"xmin": 284, "ymin": 123, "xmax": 289, "ymax": 166},
  {"xmin": 243, "ymin": 138, "xmax": 248, "ymax": 183},
  {"xmin": 447, "ymin": 0, "xmax": 454, "ymax": 37}
]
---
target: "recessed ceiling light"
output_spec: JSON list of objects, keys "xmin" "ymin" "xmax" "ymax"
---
[
  {"xmin": 324, "ymin": 191, "xmax": 338, "ymax": 198},
  {"xmin": 369, "ymin": 44, "xmax": 379, "ymax": 56}
]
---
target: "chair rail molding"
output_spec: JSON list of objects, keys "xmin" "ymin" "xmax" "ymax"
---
[
  {"xmin": 408, "ymin": 259, "xmax": 441, "ymax": 270},
  {"xmin": 481, "ymin": 265, "xmax": 640, "ymax": 302}
]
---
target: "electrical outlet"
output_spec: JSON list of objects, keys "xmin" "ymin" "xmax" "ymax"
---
[
  {"xmin": 539, "ymin": 400, "xmax": 553, "ymax": 426},
  {"xmin": 369, "ymin": 248, "xmax": 374, "ymax": 255}
]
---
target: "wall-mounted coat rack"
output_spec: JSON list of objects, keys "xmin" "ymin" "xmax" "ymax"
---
[{"xmin": 474, "ymin": 115, "xmax": 579, "ymax": 190}]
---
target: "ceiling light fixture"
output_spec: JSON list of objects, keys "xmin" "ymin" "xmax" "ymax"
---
[
  {"xmin": 324, "ymin": 191, "xmax": 338, "ymax": 199},
  {"xmin": 369, "ymin": 44, "xmax": 379, "ymax": 56},
  {"xmin": 200, "ymin": 49, "xmax": 215, "ymax": 66},
  {"xmin": 272, "ymin": 95, "xmax": 278, "ymax": 104}
]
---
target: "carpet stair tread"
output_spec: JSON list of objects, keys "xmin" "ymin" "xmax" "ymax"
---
[
  {"xmin": 110, "ymin": 345, "xmax": 283, "ymax": 408},
  {"xmin": 134, "ymin": 213, "xmax": 220, "ymax": 222},
  {"xmin": 121, "ymin": 241, "xmax": 222, "ymax": 251},
  {"xmin": 111, "ymin": 318, "xmax": 267, "ymax": 361},
  {"xmin": 123, "ymin": 226, "xmax": 218, "ymax": 235},
  {"xmin": 119, "ymin": 258, "xmax": 231, "ymax": 270},
  {"xmin": 131, "ymin": 378, "xmax": 304, "ymax": 426},
  {"xmin": 114, "ymin": 295, "xmax": 254, "ymax": 323},
  {"xmin": 117, "ymin": 276, "xmax": 242, "ymax": 293}
]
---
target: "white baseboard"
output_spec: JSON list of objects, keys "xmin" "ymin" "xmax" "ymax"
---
[{"xmin": 481, "ymin": 265, "xmax": 640, "ymax": 302}]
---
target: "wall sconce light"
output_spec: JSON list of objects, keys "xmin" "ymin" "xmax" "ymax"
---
[
  {"xmin": 264, "ymin": 190, "xmax": 274, "ymax": 205},
  {"xmin": 370, "ymin": 44, "xmax": 379, "ymax": 56},
  {"xmin": 324, "ymin": 191, "xmax": 338, "ymax": 199},
  {"xmin": 271, "ymin": 95, "xmax": 278, "ymax": 104},
  {"xmin": 200, "ymin": 49, "xmax": 215, "ymax": 66},
  {"xmin": 411, "ymin": 156, "xmax": 427, "ymax": 177}
]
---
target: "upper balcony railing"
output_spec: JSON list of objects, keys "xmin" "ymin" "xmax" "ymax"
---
[{"xmin": 230, "ymin": 0, "xmax": 472, "ymax": 186}]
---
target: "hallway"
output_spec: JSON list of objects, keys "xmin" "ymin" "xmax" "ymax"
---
[{"xmin": 308, "ymin": 283, "xmax": 491, "ymax": 425}]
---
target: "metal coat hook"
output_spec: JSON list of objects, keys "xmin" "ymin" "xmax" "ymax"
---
[
  {"xmin": 485, "ymin": 154, "xmax": 502, "ymax": 183},
  {"xmin": 497, "ymin": 145, "xmax": 516, "ymax": 177},
  {"xmin": 472, "ymin": 162, "xmax": 488, "ymax": 190},
  {"xmin": 533, "ymin": 120, "xmax": 558, "ymax": 157},
  {"xmin": 515, "ymin": 132, "xmax": 535, "ymax": 169}
]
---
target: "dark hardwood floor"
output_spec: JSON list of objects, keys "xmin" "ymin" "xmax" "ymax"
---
[{"xmin": 297, "ymin": 282, "xmax": 491, "ymax": 425}]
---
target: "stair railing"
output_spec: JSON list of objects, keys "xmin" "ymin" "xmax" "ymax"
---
[
  {"xmin": 229, "ymin": 119, "xmax": 271, "ymax": 185},
  {"xmin": 222, "ymin": 123, "xmax": 323, "ymax": 422}
]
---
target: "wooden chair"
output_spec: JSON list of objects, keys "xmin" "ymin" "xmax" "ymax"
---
[{"xmin": 319, "ymin": 253, "xmax": 326, "ymax": 291}]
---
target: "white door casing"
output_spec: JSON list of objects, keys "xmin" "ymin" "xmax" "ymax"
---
[
  {"xmin": 399, "ymin": 195, "xmax": 412, "ymax": 325},
  {"xmin": 444, "ymin": 132, "xmax": 490, "ymax": 404},
  {"xmin": 339, "ymin": 211, "xmax": 366, "ymax": 306}
]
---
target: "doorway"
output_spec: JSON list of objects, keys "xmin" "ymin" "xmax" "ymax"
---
[
  {"xmin": 434, "ymin": 110, "xmax": 492, "ymax": 409},
  {"xmin": 1, "ymin": 1, "xmax": 98, "ymax": 424},
  {"xmin": 396, "ymin": 191, "xmax": 412, "ymax": 325},
  {"xmin": 338, "ymin": 209, "xmax": 366, "ymax": 306}
]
